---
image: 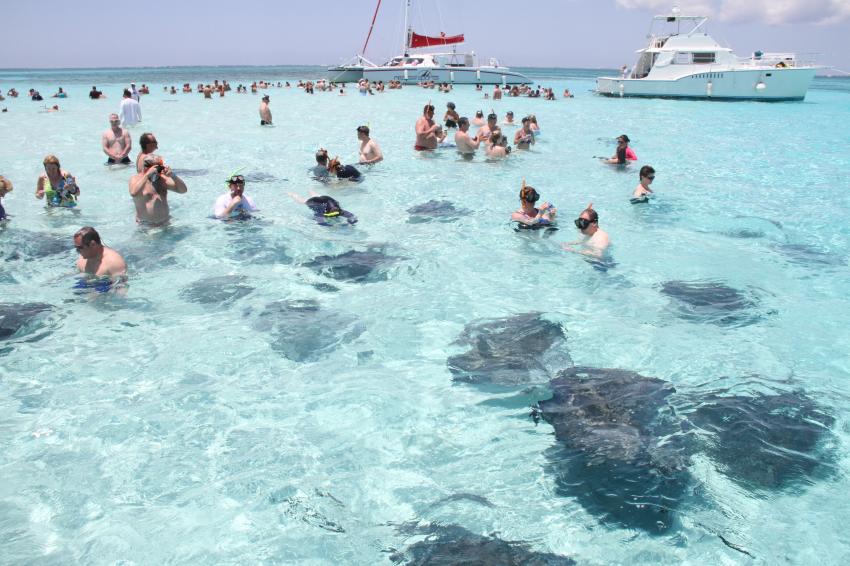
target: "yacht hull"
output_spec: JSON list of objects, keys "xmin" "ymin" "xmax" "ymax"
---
[
  {"xmin": 596, "ymin": 67, "xmax": 817, "ymax": 101},
  {"xmin": 327, "ymin": 66, "xmax": 365, "ymax": 82},
  {"xmin": 362, "ymin": 66, "xmax": 532, "ymax": 85}
]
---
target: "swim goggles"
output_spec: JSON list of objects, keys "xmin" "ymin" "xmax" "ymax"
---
[{"xmin": 574, "ymin": 218, "xmax": 592, "ymax": 230}]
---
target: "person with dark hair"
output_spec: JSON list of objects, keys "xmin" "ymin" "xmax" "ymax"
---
[
  {"xmin": 129, "ymin": 154, "xmax": 188, "ymax": 225},
  {"xmin": 102, "ymin": 113, "xmax": 132, "ymax": 165},
  {"xmin": 119, "ymin": 88, "xmax": 142, "ymax": 127},
  {"xmin": 135, "ymin": 132, "xmax": 158, "ymax": 172},
  {"xmin": 310, "ymin": 148, "xmax": 331, "ymax": 180},
  {"xmin": 514, "ymin": 117, "xmax": 535, "ymax": 150},
  {"xmin": 477, "ymin": 111, "xmax": 498, "ymax": 141},
  {"xmin": 74, "ymin": 226, "xmax": 126, "ymax": 278},
  {"xmin": 259, "ymin": 95, "xmax": 272, "ymax": 125},
  {"xmin": 289, "ymin": 192, "xmax": 357, "ymax": 226},
  {"xmin": 454, "ymin": 117, "xmax": 480, "ymax": 158},
  {"xmin": 511, "ymin": 180, "xmax": 556, "ymax": 228},
  {"xmin": 327, "ymin": 157, "xmax": 363, "ymax": 182},
  {"xmin": 562, "ymin": 203, "xmax": 610, "ymax": 258},
  {"xmin": 604, "ymin": 135, "xmax": 637, "ymax": 165},
  {"xmin": 214, "ymin": 173, "xmax": 257, "ymax": 219},
  {"xmin": 415, "ymin": 104, "xmax": 440, "ymax": 150},
  {"xmin": 444, "ymin": 102, "xmax": 459, "ymax": 129},
  {"xmin": 632, "ymin": 165, "xmax": 656, "ymax": 204},
  {"xmin": 471, "ymin": 110, "xmax": 485, "ymax": 126},
  {"xmin": 357, "ymin": 125, "xmax": 383, "ymax": 164}
]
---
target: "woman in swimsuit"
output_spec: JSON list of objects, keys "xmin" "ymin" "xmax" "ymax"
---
[
  {"xmin": 35, "ymin": 154, "xmax": 79, "ymax": 207},
  {"xmin": 511, "ymin": 180, "xmax": 556, "ymax": 227},
  {"xmin": 444, "ymin": 102, "xmax": 460, "ymax": 129}
]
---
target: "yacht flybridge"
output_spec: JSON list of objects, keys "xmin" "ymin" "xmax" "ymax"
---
[
  {"xmin": 596, "ymin": 7, "xmax": 820, "ymax": 101},
  {"xmin": 327, "ymin": 0, "xmax": 531, "ymax": 85}
]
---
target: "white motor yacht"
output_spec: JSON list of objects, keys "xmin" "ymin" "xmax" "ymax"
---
[{"xmin": 596, "ymin": 7, "xmax": 820, "ymax": 101}]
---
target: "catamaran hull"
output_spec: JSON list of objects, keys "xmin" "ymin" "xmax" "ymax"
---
[
  {"xmin": 362, "ymin": 66, "xmax": 532, "ymax": 85},
  {"xmin": 596, "ymin": 67, "xmax": 817, "ymax": 101},
  {"xmin": 327, "ymin": 66, "xmax": 365, "ymax": 82}
]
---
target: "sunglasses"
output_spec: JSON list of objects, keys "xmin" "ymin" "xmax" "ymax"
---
[
  {"xmin": 574, "ymin": 217, "xmax": 592, "ymax": 230},
  {"xmin": 646, "ymin": 175, "xmax": 655, "ymax": 180},
  {"xmin": 74, "ymin": 244, "xmax": 85, "ymax": 251}
]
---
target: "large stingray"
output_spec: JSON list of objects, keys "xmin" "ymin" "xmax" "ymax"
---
[
  {"xmin": 447, "ymin": 312, "xmax": 572, "ymax": 387},
  {"xmin": 660, "ymin": 280, "xmax": 768, "ymax": 327},
  {"xmin": 406, "ymin": 200, "xmax": 470, "ymax": 223},
  {"xmin": 774, "ymin": 243, "xmax": 845, "ymax": 268},
  {"xmin": 0, "ymin": 302, "xmax": 54, "ymax": 341},
  {"xmin": 687, "ymin": 390, "xmax": 835, "ymax": 489},
  {"xmin": 535, "ymin": 367, "xmax": 691, "ymax": 532},
  {"xmin": 180, "ymin": 275, "xmax": 254, "ymax": 305},
  {"xmin": 2, "ymin": 230, "xmax": 69, "ymax": 261},
  {"xmin": 251, "ymin": 299, "xmax": 364, "ymax": 362},
  {"xmin": 303, "ymin": 248, "xmax": 399, "ymax": 283},
  {"xmin": 390, "ymin": 524, "xmax": 575, "ymax": 565}
]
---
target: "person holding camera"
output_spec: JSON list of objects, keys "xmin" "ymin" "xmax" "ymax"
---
[
  {"xmin": 36, "ymin": 154, "xmax": 80, "ymax": 208},
  {"xmin": 214, "ymin": 173, "xmax": 257, "ymax": 220},
  {"xmin": 129, "ymin": 154, "xmax": 187, "ymax": 225}
]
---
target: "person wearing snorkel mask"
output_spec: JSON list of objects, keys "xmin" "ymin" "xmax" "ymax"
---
[
  {"xmin": 288, "ymin": 192, "xmax": 357, "ymax": 226},
  {"xmin": 214, "ymin": 173, "xmax": 257, "ymax": 220},
  {"xmin": 561, "ymin": 203, "xmax": 610, "ymax": 258},
  {"xmin": 510, "ymin": 181, "xmax": 555, "ymax": 228}
]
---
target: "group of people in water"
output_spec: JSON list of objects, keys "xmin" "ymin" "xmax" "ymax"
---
[{"xmin": 0, "ymin": 77, "xmax": 659, "ymax": 289}]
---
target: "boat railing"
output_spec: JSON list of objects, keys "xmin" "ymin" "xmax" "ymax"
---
[{"xmin": 738, "ymin": 52, "xmax": 818, "ymax": 68}]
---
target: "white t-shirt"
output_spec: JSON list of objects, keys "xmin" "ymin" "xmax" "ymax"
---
[
  {"xmin": 214, "ymin": 193, "xmax": 257, "ymax": 218},
  {"xmin": 119, "ymin": 97, "xmax": 142, "ymax": 126}
]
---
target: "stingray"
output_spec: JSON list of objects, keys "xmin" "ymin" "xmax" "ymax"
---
[
  {"xmin": 406, "ymin": 200, "xmax": 470, "ymax": 223},
  {"xmin": 303, "ymin": 248, "xmax": 399, "ymax": 283},
  {"xmin": 390, "ymin": 524, "xmax": 575, "ymax": 566},
  {"xmin": 660, "ymin": 280, "xmax": 767, "ymax": 327},
  {"xmin": 2, "ymin": 230, "xmax": 69, "ymax": 261},
  {"xmin": 447, "ymin": 312, "xmax": 571, "ymax": 387},
  {"xmin": 250, "ymin": 299, "xmax": 364, "ymax": 362},
  {"xmin": 774, "ymin": 243, "xmax": 845, "ymax": 267},
  {"xmin": 170, "ymin": 168, "xmax": 209, "ymax": 177},
  {"xmin": 180, "ymin": 275, "xmax": 254, "ymax": 305},
  {"xmin": 535, "ymin": 367, "xmax": 692, "ymax": 532},
  {"xmin": 0, "ymin": 302, "xmax": 54, "ymax": 341},
  {"xmin": 242, "ymin": 171, "xmax": 280, "ymax": 183},
  {"xmin": 687, "ymin": 390, "xmax": 835, "ymax": 489}
]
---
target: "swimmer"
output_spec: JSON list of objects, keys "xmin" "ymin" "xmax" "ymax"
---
[
  {"xmin": 89, "ymin": 86, "xmax": 105, "ymax": 99},
  {"xmin": 357, "ymin": 125, "xmax": 383, "ymax": 165},
  {"xmin": 603, "ymin": 135, "xmax": 637, "ymax": 165},
  {"xmin": 471, "ymin": 110, "xmax": 485, "ymax": 126},
  {"xmin": 46, "ymin": 105, "xmax": 60, "ymax": 112},
  {"xmin": 102, "ymin": 113, "xmax": 132, "ymax": 165},
  {"xmin": 53, "ymin": 87, "xmax": 67, "ymax": 98},
  {"xmin": 35, "ymin": 154, "xmax": 79, "ymax": 207},
  {"xmin": 214, "ymin": 173, "xmax": 257, "ymax": 219},
  {"xmin": 327, "ymin": 157, "xmax": 363, "ymax": 181},
  {"xmin": 259, "ymin": 95, "xmax": 272, "ymax": 125},
  {"xmin": 562, "ymin": 203, "xmax": 610, "ymax": 258},
  {"xmin": 631, "ymin": 165, "xmax": 655, "ymax": 204},
  {"xmin": 514, "ymin": 117, "xmax": 535, "ymax": 150},
  {"xmin": 455, "ymin": 117, "xmax": 480, "ymax": 157},
  {"xmin": 503, "ymin": 111, "xmax": 515, "ymax": 125},
  {"xmin": 477, "ymin": 112, "xmax": 498, "ymax": 141},
  {"xmin": 129, "ymin": 154, "xmax": 188, "ymax": 225},
  {"xmin": 528, "ymin": 114, "xmax": 540, "ymax": 135},
  {"xmin": 493, "ymin": 84, "xmax": 502, "ymax": 100},
  {"xmin": 511, "ymin": 180, "xmax": 556, "ymax": 228},
  {"xmin": 289, "ymin": 192, "xmax": 357, "ymax": 226},
  {"xmin": 311, "ymin": 148, "xmax": 331, "ymax": 180},
  {"xmin": 485, "ymin": 129, "xmax": 511, "ymax": 159},
  {"xmin": 75, "ymin": 226, "xmax": 127, "ymax": 279},
  {"xmin": 563, "ymin": 88, "xmax": 573, "ymax": 98},
  {"xmin": 0, "ymin": 175, "xmax": 12, "ymax": 221},
  {"xmin": 444, "ymin": 102, "xmax": 459, "ymax": 129},
  {"xmin": 415, "ymin": 104, "xmax": 440, "ymax": 150}
]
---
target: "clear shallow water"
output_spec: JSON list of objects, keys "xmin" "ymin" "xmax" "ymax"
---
[{"xmin": 1, "ymin": 66, "xmax": 849, "ymax": 564}]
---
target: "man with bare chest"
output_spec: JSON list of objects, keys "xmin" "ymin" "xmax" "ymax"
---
[
  {"xmin": 102, "ymin": 113, "xmax": 132, "ymax": 165},
  {"xmin": 129, "ymin": 154, "xmax": 188, "ymax": 225}
]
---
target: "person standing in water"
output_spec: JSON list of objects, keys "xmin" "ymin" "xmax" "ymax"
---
[
  {"xmin": 75, "ymin": 226, "xmax": 127, "ymax": 279},
  {"xmin": 414, "ymin": 104, "xmax": 440, "ymax": 151},
  {"xmin": 259, "ymin": 95, "xmax": 272, "ymax": 125},
  {"xmin": 631, "ymin": 165, "xmax": 655, "ymax": 204},
  {"xmin": 562, "ymin": 203, "xmax": 610, "ymax": 258},
  {"xmin": 35, "ymin": 154, "xmax": 79, "ymax": 208},
  {"xmin": 102, "ymin": 113, "xmax": 133, "ymax": 165},
  {"xmin": 357, "ymin": 125, "xmax": 383, "ymax": 164},
  {"xmin": 129, "ymin": 154, "xmax": 188, "ymax": 225}
]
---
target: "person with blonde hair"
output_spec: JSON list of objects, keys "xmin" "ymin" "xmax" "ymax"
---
[
  {"xmin": 0, "ymin": 175, "xmax": 13, "ymax": 221},
  {"xmin": 35, "ymin": 154, "xmax": 80, "ymax": 207}
]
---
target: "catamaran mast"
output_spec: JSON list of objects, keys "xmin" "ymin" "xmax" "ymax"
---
[{"xmin": 403, "ymin": 0, "xmax": 411, "ymax": 56}]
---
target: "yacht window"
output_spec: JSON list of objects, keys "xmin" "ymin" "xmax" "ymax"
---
[
  {"xmin": 692, "ymin": 52, "xmax": 716, "ymax": 64},
  {"xmin": 674, "ymin": 52, "xmax": 690, "ymax": 64}
]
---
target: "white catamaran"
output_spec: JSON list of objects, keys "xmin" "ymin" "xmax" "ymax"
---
[
  {"xmin": 596, "ymin": 6, "xmax": 821, "ymax": 101},
  {"xmin": 328, "ymin": 0, "xmax": 532, "ymax": 85}
]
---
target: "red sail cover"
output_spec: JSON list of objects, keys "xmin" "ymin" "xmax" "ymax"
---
[{"xmin": 408, "ymin": 31, "xmax": 465, "ymax": 48}]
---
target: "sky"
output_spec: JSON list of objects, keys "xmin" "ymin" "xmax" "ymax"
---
[{"xmin": 2, "ymin": 0, "xmax": 849, "ymax": 71}]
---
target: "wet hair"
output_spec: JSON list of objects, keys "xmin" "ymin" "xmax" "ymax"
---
[
  {"xmin": 42, "ymin": 154, "xmax": 60, "ymax": 167},
  {"xmin": 423, "ymin": 104, "xmax": 435, "ymax": 114},
  {"xmin": 458, "ymin": 117, "xmax": 469, "ymax": 127},
  {"xmin": 0, "ymin": 175, "xmax": 13, "ymax": 192},
  {"xmin": 327, "ymin": 157, "xmax": 342, "ymax": 173},
  {"xmin": 475, "ymin": 110, "xmax": 483, "ymax": 117},
  {"xmin": 640, "ymin": 165, "xmax": 655, "ymax": 179},
  {"xmin": 582, "ymin": 208, "xmax": 599, "ymax": 223},
  {"xmin": 139, "ymin": 133, "xmax": 156, "ymax": 151},
  {"xmin": 506, "ymin": 111, "xmax": 514, "ymax": 116},
  {"xmin": 356, "ymin": 125, "xmax": 370, "ymax": 135},
  {"xmin": 618, "ymin": 134, "xmax": 630, "ymax": 143},
  {"xmin": 521, "ymin": 116, "xmax": 530, "ymax": 124},
  {"xmin": 487, "ymin": 112, "xmax": 497, "ymax": 121},
  {"xmin": 446, "ymin": 102, "xmax": 455, "ymax": 110},
  {"xmin": 123, "ymin": 89, "xmax": 132, "ymax": 98},
  {"xmin": 315, "ymin": 148, "xmax": 329, "ymax": 165},
  {"xmin": 489, "ymin": 129, "xmax": 503, "ymax": 145},
  {"xmin": 520, "ymin": 185, "xmax": 539, "ymax": 203},
  {"xmin": 74, "ymin": 226, "xmax": 101, "ymax": 246},
  {"xmin": 109, "ymin": 113, "xmax": 119, "ymax": 121}
]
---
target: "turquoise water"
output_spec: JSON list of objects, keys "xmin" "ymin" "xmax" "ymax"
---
[{"xmin": 1, "ymin": 66, "xmax": 849, "ymax": 564}]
